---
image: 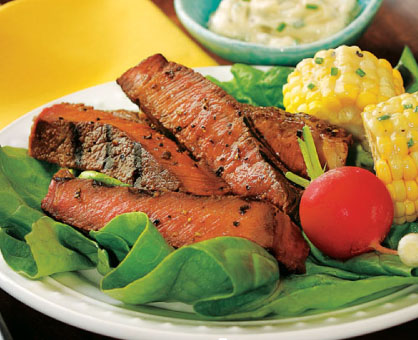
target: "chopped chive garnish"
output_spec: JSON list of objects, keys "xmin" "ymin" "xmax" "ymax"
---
[
  {"xmin": 356, "ymin": 68, "xmax": 366, "ymax": 77},
  {"xmin": 404, "ymin": 104, "xmax": 413, "ymax": 109},
  {"xmin": 415, "ymin": 106, "xmax": 418, "ymax": 112},
  {"xmin": 377, "ymin": 114, "xmax": 391, "ymax": 121},
  {"xmin": 276, "ymin": 22, "xmax": 286, "ymax": 32},
  {"xmin": 293, "ymin": 20, "xmax": 305, "ymax": 28},
  {"xmin": 307, "ymin": 83, "xmax": 316, "ymax": 90},
  {"xmin": 330, "ymin": 67, "xmax": 339, "ymax": 76},
  {"xmin": 285, "ymin": 126, "xmax": 324, "ymax": 187},
  {"xmin": 314, "ymin": 57, "xmax": 324, "ymax": 64},
  {"xmin": 408, "ymin": 138, "xmax": 414, "ymax": 148},
  {"xmin": 306, "ymin": 4, "xmax": 319, "ymax": 9}
]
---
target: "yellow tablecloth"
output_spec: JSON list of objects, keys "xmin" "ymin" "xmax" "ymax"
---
[{"xmin": 0, "ymin": 0, "xmax": 216, "ymax": 130}]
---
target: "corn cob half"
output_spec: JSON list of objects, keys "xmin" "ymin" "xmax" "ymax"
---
[
  {"xmin": 362, "ymin": 92, "xmax": 418, "ymax": 224},
  {"xmin": 283, "ymin": 46, "xmax": 404, "ymax": 147}
]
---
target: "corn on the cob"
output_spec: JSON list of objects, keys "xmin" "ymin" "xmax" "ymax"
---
[
  {"xmin": 362, "ymin": 92, "xmax": 418, "ymax": 224},
  {"xmin": 283, "ymin": 46, "xmax": 405, "ymax": 146}
]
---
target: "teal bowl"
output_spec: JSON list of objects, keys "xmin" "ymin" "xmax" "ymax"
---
[{"xmin": 174, "ymin": 0, "xmax": 383, "ymax": 65}]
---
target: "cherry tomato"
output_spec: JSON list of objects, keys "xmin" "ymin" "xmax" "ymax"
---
[{"xmin": 299, "ymin": 166, "xmax": 394, "ymax": 260}]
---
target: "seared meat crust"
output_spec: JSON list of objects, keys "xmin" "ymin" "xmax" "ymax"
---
[{"xmin": 29, "ymin": 103, "xmax": 229, "ymax": 195}]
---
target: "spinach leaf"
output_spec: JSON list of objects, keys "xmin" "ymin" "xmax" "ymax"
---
[
  {"xmin": 207, "ymin": 64, "xmax": 294, "ymax": 109},
  {"xmin": 384, "ymin": 222, "xmax": 418, "ymax": 249},
  {"xmin": 0, "ymin": 146, "xmax": 101, "ymax": 278},
  {"xmin": 396, "ymin": 46, "xmax": 418, "ymax": 93},
  {"xmin": 95, "ymin": 212, "xmax": 280, "ymax": 316},
  {"xmin": 306, "ymin": 234, "xmax": 417, "ymax": 277}
]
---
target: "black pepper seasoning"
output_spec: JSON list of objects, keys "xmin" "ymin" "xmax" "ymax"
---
[
  {"xmin": 215, "ymin": 166, "xmax": 224, "ymax": 177},
  {"xmin": 239, "ymin": 205, "xmax": 250, "ymax": 215}
]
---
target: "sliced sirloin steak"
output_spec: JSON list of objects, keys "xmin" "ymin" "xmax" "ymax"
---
[
  {"xmin": 117, "ymin": 54, "xmax": 302, "ymax": 216},
  {"xmin": 42, "ymin": 169, "xmax": 309, "ymax": 272},
  {"xmin": 29, "ymin": 103, "xmax": 229, "ymax": 195}
]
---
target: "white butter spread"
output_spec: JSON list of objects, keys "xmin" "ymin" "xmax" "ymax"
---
[{"xmin": 208, "ymin": 0, "xmax": 357, "ymax": 47}]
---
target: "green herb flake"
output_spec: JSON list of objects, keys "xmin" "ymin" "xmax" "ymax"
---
[
  {"xmin": 306, "ymin": 3, "xmax": 319, "ymax": 9},
  {"xmin": 356, "ymin": 68, "xmax": 366, "ymax": 77},
  {"xmin": 330, "ymin": 67, "xmax": 339, "ymax": 76},
  {"xmin": 408, "ymin": 138, "xmax": 414, "ymax": 148},
  {"xmin": 415, "ymin": 106, "xmax": 418, "ymax": 112},
  {"xmin": 307, "ymin": 83, "xmax": 316, "ymax": 90},
  {"xmin": 377, "ymin": 114, "xmax": 391, "ymax": 121},
  {"xmin": 276, "ymin": 22, "xmax": 286, "ymax": 32},
  {"xmin": 314, "ymin": 57, "xmax": 324, "ymax": 65},
  {"xmin": 404, "ymin": 103, "xmax": 413, "ymax": 109}
]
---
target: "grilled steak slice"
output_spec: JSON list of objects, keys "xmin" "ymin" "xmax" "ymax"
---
[
  {"xmin": 117, "ymin": 54, "xmax": 301, "ymax": 215},
  {"xmin": 244, "ymin": 106, "xmax": 352, "ymax": 178},
  {"xmin": 42, "ymin": 169, "xmax": 309, "ymax": 272},
  {"xmin": 29, "ymin": 103, "xmax": 229, "ymax": 195}
]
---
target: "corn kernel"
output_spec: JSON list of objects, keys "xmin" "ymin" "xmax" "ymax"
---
[
  {"xmin": 323, "ymin": 94, "xmax": 341, "ymax": 112},
  {"xmin": 405, "ymin": 180, "xmax": 418, "ymax": 201},
  {"xmin": 410, "ymin": 151, "xmax": 418, "ymax": 169},
  {"xmin": 395, "ymin": 201, "xmax": 406, "ymax": 218},
  {"xmin": 386, "ymin": 183, "xmax": 395, "ymax": 199},
  {"xmin": 375, "ymin": 159, "xmax": 392, "ymax": 184},
  {"xmin": 389, "ymin": 157, "xmax": 405, "ymax": 180},
  {"xmin": 392, "ymin": 180, "xmax": 407, "ymax": 202},
  {"xmin": 376, "ymin": 136, "xmax": 393, "ymax": 158},
  {"xmin": 307, "ymin": 100, "xmax": 322, "ymax": 114},
  {"xmin": 297, "ymin": 103, "xmax": 308, "ymax": 113},
  {"xmin": 405, "ymin": 200, "xmax": 416, "ymax": 216},
  {"xmin": 357, "ymin": 91, "xmax": 377, "ymax": 108},
  {"xmin": 391, "ymin": 135, "xmax": 408, "ymax": 156},
  {"xmin": 404, "ymin": 155, "xmax": 418, "ymax": 180},
  {"xmin": 378, "ymin": 58, "xmax": 393, "ymax": 70}
]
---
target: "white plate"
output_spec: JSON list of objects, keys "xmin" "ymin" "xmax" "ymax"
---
[{"xmin": 0, "ymin": 66, "xmax": 417, "ymax": 340}]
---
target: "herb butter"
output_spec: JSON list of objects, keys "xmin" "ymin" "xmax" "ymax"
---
[{"xmin": 208, "ymin": 0, "xmax": 357, "ymax": 47}]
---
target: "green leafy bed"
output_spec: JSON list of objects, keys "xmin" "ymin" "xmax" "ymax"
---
[{"xmin": 1, "ymin": 48, "xmax": 418, "ymax": 320}]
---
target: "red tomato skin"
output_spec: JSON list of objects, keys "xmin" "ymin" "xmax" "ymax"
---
[{"xmin": 299, "ymin": 167, "xmax": 394, "ymax": 260}]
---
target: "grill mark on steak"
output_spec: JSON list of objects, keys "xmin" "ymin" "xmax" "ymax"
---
[
  {"xmin": 242, "ymin": 114, "xmax": 291, "ymax": 176},
  {"xmin": 132, "ymin": 142, "xmax": 143, "ymax": 186},
  {"xmin": 29, "ymin": 103, "xmax": 229, "ymax": 196},
  {"xmin": 42, "ymin": 169, "xmax": 308, "ymax": 272},
  {"xmin": 117, "ymin": 54, "xmax": 301, "ymax": 216},
  {"xmin": 103, "ymin": 124, "xmax": 114, "ymax": 170},
  {"xmin": 71, "ymin": 122, "xmax": 83, "ymax": 168}
]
